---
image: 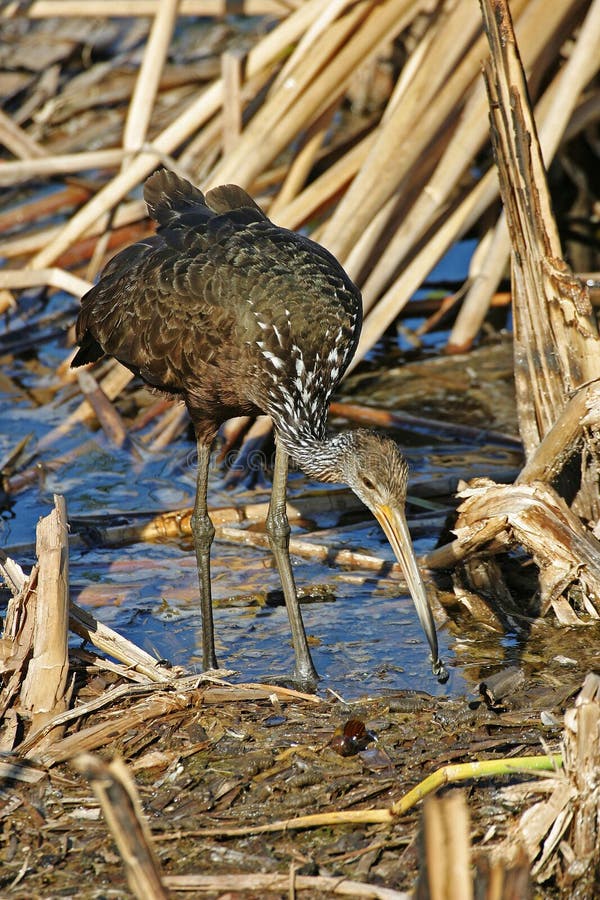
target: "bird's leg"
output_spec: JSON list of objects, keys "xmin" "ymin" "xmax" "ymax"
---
[
  {"xmin": 190, "ymin": 439, "xmax": 218, "ymax": 670},
  {"xmin": 266, "ymin": 441, "xmax": 318, "ymax": 686}
]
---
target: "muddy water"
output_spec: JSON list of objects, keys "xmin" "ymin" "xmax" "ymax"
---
[{"xmin": 0, "ymin": 291, "xmax": 524, "ymax": 699}]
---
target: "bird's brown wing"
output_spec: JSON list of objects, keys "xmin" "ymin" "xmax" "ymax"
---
[
  {"xmin": 72, "ymin": 171, "xmax": 260, "ymax": 388},
  {"xmin": 73, "ymin": 233, "xmax": 253, "ymax": 394}
]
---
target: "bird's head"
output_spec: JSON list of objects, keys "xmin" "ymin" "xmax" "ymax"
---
[
  {"xmin": 338, "ymin": 430, "xmax": 447, "ymax": 682},
  {"xmin": 338, "ymin": 430, "xmax": 409, "ymax": 511}
]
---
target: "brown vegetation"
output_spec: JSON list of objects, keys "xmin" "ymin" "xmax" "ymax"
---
[{"xmin": 1, "ymin": 0, "xmax": 600, "ymax": 896}]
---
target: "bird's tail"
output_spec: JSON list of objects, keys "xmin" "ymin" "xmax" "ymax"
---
[
  {"xmin": 144, "ymin": 169, "xmax": 209, "ymax": 227},
  {"xmin": 144, "ymin": 169, "xmax": 268, "ymax": 229}
]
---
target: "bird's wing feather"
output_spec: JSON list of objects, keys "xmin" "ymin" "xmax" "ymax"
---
[{"xmin": 74, "ymin": 229, "xmax": 258, "ymax": 404}]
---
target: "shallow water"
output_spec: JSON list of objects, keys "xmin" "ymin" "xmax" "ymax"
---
[
  {"xmin": 0, "ymin": 219, "xmax": 530, "ymax": 700},
  {"xmin": 1, "ymin": 421, "xmax": 454, "ymax": 698},
  {"xmin": 0, "ymin": 296, "xmax": 525, "ymax": 700}
]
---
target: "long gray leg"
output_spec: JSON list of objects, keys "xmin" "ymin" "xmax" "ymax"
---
[
  {"xmin": 190, "ymin": 439, "xmax": 218, "ymax": 670},
  {"xmin": 266, "ymin": 441, "xmax": 318, "ymax": 685}
]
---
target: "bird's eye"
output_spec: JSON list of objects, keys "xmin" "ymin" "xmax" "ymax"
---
[{"xmin": 362, "ymin": 476, "xmax": 376, "ymax": 490}]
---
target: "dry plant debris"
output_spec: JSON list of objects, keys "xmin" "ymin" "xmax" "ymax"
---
[
  {"xmin": 0, "ymin": 0, "xmax": 596, "ymax": 348},
  {"xmin": 1, "ymin": 0, "xmax": 600, "ymax": 896},
  {"xmin": 422, "ymin": 0, "xmax": 600, "ymax": 637},
  {"xmin": 0, "ymin": 489, "xmax": 583, "ymax": 896},
  {"xmin": 495, "ymin": 673, "xmax": 600, "ymax": 895},
  {"xmin": 0, "ymin": 487, "xmax": 588, "ymax": 897}
]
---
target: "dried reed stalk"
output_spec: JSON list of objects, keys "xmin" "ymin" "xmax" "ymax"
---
[
  {"xmin": 122, "ymin": 0, "xmax": 180, "ymax": 155},
  {"xmin": 0, "ymin": 107, "xmax": 46, "ymax": 159},
  {"xmin": 329, "ymin": 400, "xmax": 519, "ymax": 446},
  {"xmin": 52, "ymin": 491, "xmax": 359, "ymax": 551},
  {"xmin": 221, "ymin": 50, "xmax": 244, "ymax": 155},
  {"xmin": 69, "ymin": 601, "xmax": 174, "ymax": 683},
  {"xmin": 271, "ymin": 0, "xmax": 356, "ymax": 94},
  {"xmin": 450, "ymin": 0, "xmax": 600, "ymax": 351},
  {"xmin": 84, "ymin": 2, "xmax": 181, "ymax": 279},
  {"xmin": 20, "ymin": 495, "xmax": 70, "ymax": 741},
  {"xmin": 0, "ymin": 268, "xmax": 91, "ymax": 296},
  {"xmin": 517, "ymin": 383, "xmax": 600, "ymax": 484},
  {"xmin": 0, "ymin": 148, "xmax": 127, "ymax": 186},
  {"xmin": 4, "ymin": 0, "xmax": 289, "ymax": 15},
  {"xmin": 19, "ymin": 680, "xmax": 186, "ymax": 758},
  {"xmin": 164, "ymin": 872, "xmax": 408, "ymax": 898},
  {"xmin": 0, "ymin": 198, "xmax": 146, "ymax": 260},
  {"xmin": 0, "ymin": 183, "xmax": 89, "ymax": 232},
  {"xmin": 76, "ymin": 369, "xmax": 128, "ymax": 447},
  {"xmin": 426, "ymin": 478, "xmax": 600, "ymax": 621},
  {"xmin": 350, "ymin": 171, "xmax": 495, "ymax": 369},
  {"xmin": 27, "ymin": 0, "xmax": 331, "ymax": 269},
  {"xmin": 36, "ymin": 361, "xmax": 134, "ymax": 451},
  {"xmin": 268, "ymin": 100, "xmax": 337, "ymax": 215},
  {"xmin": 210, "ymin": 0, "xmax": 415, "ymax": 189},
  {"xmin": 480, "ymin": 0, "xmax": 600, "ymax": 532},
  {"xmin": 0, "ymin": 565, "xmax": 38, "ymax": 733},
  {"xmin": 221, "ymin": 413, "xmax": 272, "ymax": 486},
  {"xmin": 354, "ymin": 0, "xmax": 564, "ymax": 305},
  {"xmin": 319, "ymin": 0, "xmax": 496, "ymax": 262},
  {"xmin": 217, "ymin": 0, "xmax": 374, "ymax": 175},
  {"xmin": 147, "ymin": 404, "xmax": 188, "ymax": 451},
  {"xmin": 75, "ymin": 754, "xmax": 170, "ymax": 900},
  {"xmin": 419, "ymin": 792, "xmax": 474, "ymax": 900},
  {"xmin": 274, "ymin": 133, "xmax": 375, "ymax": 230},
  {"xmin": 40, "ymin": 677, "xmax": 314, "ymax": 765},
  {"xmin": 5, "ymin": 438, "xmax": 98, "ymax": 496},
  {"xmin": 214, "ymin": 524, "xmax": 447, "ymax": 624}
]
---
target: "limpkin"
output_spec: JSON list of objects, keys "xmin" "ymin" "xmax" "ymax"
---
[{"xmin": 73, "ymin": 169, "xmax": 446, "ymax": 686}]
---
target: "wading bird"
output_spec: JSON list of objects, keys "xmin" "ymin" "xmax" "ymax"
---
[{"xmin": 73, "ymin": 169, "xmax": 446, "ymax": 686}]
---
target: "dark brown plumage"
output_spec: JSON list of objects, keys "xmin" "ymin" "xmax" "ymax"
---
[{"xmin": 73, "ymin": 169, "xmax": 446, "ymax": 686}]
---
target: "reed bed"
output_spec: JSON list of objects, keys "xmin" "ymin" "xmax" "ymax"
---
[
  {"xmin": 1, "ymin": 1, "xmax": 600, "ymax": 897},
  {"xmin": 1, "ymin": 0, "xmax": 598, "ymax": 642},
  {"xmin": 0, "ymin": 0, "xmax": 596, "ymax": 347}
]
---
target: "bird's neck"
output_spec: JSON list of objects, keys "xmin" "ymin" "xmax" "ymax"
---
[{"xmin": 277, "ymin": 429, "xmax": 350, "ymax": 484}]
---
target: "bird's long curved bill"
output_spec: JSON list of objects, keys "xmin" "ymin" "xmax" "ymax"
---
[{"xmin": 374, "ymin": 503, "xmax": 444, "ymax": 678}]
